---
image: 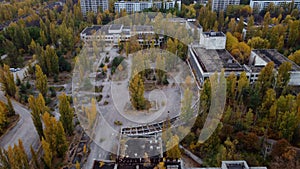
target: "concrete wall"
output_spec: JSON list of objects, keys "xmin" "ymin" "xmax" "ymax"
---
[{"xmin": 199, "ymin": 33, "xmax": 226, "ymax": 50}]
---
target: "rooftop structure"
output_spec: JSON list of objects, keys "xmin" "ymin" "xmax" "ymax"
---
[
  {"xmin": 121, "ymin": 116, "xmax": 179, "ymax": 136},
  {"xmin": 199, "ymin": 32, "xmax": 226, "ymax": 50},
  {"xmin": 247, "ymin": 49, "xmax": 300, "ymax": 85}
]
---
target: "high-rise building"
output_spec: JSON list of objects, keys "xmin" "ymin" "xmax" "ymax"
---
[
  {"xmin": 249, "ymin": 0, "xmax": 300, "ymax": 11},
  {"xmin": 114, "ymin": 0, "xmax": 181, "ymax": 13},
  {"xmin": 80, "ymin": 0, "xmax": 108, "ymax": 15},
  {"xmin": 211, "ymin": 0, "xmax": 240, "ymax": 11}
]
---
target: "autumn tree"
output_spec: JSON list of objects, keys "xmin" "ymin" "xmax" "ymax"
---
[
  {"xmin": 0, "ymin": 101, "xmax": 7, "ymax": 133},
  {"xmin": 288, "ymin": 50, "xmax": 300, "ymax": 65},
  {"xmin": 59, "ymin": 93, "xmax": 74, "ymax": 135},
  {"xmin": 247, "ymin": 37, "xmax": 270, "ymax": 49},
  {"xmin": 271, "ymin": 139, "xmax": 291, "ymax": 158},
  {"xmin": 42, "ymin": 112, "xmax": 68, "ymax": 158},
  {"xmin": 30, "ymin": 145, "xmax": 40, "ymax": 169},
  {"xmin": 156, "ymin": 55, "xmax": 167, "ymax": 85},
  {"xmin": 0, "ymin": 147, "xmax": 10, "ymax": 169},
  {"xmin": 129, "ymin": 72, "xmax": 146, "ymax": 110},
  {"xmin": 0, "ymin": 64, "xmax": 17, "ymax": 97},
  {"xmin": 166, "ymin": 135, "xmax": 181, "ymax": 159},
  {"xmin": 44, "ymin": 45, "xmax": 59, "ymax": 76},
  {"xmin": 28, "ymin": 93, "xmax": 49, "ymax": 138},
  {"xmin": 226, "ymin": 73, "xmax": 237, "ymax": 105},
  {"xmin": 41, "ymin": 138, "xmax": 52, "ymax": 169},
  {"xmin": 6, "ymin": 139, "xmax": 29, "ymax": 169},
  {"xmin": 6, "ymin": 95, "xmax": 15, "ymax": 117},
  {"xmin": 276, "ymin": 62, "xmax": 292, "ymax": 95},
  {"xmin": 181, "ymin": 88, "xmax": 193, "ymax": 121},
  {"xmin": 256, "ymin": 62, "xmax": 275, "ymax": 98},
  {"xmin": 35, "ymin": 65, "xmax": 48, "ymax": 97},
  {"xmin": 236, "ymin": 72, "xmax": 249, "ymax": 103}
]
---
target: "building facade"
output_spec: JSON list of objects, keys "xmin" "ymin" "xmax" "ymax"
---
[
  {"xmin": 188, "ymin": 32, "xmax": 300, "ymax": 86},
  {"xmin": 80, "ymin": 24, "xmax": 164, "ymax": 46},
  {"xmin": 114, "ymin": 0, "xmax": 181, "ymax": 13},
  {"xmin": 80, "ymin": 0, "xmax": 108, "ymax": 15},
  {"xmin": 211, "ymin": 0, "xmax": 240, "ymax": 11},
  {"xmin": 249, "ymin": 0, "xmax": 300, "ymax": 11}
]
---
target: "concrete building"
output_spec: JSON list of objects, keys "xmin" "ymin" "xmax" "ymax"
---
[
  {"xmin": 188, "ymin": 45, "xmax": 245, "ymax": 84},
  {"xmin": 80, "ymin": 18, "xmax": 202, "ymax": 46},
  {"xmin": 114, "ymin": 0, "xmax": 181, "ymax": 13},
  {"xmin": 246, "ymin": 49, "xmax": 300, "ymax": 85},
  {"xmin": 189, "ymin": 32, "xmax": 300, "ymax": 86},
  {"xmin": 80, "ymin": 0, "xmax": 108, "ymax": 15},
  {"xmin": 80, "ymin": 24, "xmax": 164, "ymax": 46},
  {"xmin": 194, "ymin": 160, "xmax": 267, "ymax": 169},
  {"xmin": 199, "ymin": 32, "xmax": 226, "ymax": 50},
  {"xmin": 211, "ymin": 0, "xmax": 240, "ymax": 11},
  {"xmin": 249, "ymin": 0, "xmax": 300, "ymax": 11}
]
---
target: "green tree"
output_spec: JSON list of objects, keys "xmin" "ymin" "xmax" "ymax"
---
[
  {"xmin": 35, "ymin": 65, "xmax": 48, "ymax": 97},
  {"xmin": 44, "ymin": 45, "xmax": 59, "ymax": 76},
  {"xmin": 59, "ymin": 93, "xmax": 74, "ymax": 135}
]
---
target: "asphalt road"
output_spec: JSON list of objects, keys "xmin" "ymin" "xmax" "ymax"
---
[
  {"xmin": 0, "ymin": 60, "xmax": 39, "ymax": 158},
  {"xmin": 0, "ymin": 91, "xmax": 39, "ymax": 158}
]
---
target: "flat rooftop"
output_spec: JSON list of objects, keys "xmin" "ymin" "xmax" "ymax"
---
[
  {"xmin": 202, "ymin": 31, "xmax": 225, "ymax": 37},
  {"xmin": 191, "ymin": 47, "xmax": 245, "ymax": 72},
  {"xmin": 82, "ymin": 25, "xmax": 101, "ymax": 35},
  {"xmin": 226, "ymin": 163, "xmax": 245, "ymax": 169},
  {"xmin": 119, "ymin": 135, "xmax": 162, "ymax": 159},
  {"xmin": 252, "ymin": 49, "xmax": 300, "ymax": 71},
  {"xmin": 133, "ymin": 25, "xmax": 153, "ymax": 32},
  {"xmin": 109, "ymin": 24, "xmax": 123, "ymax": 30}
]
